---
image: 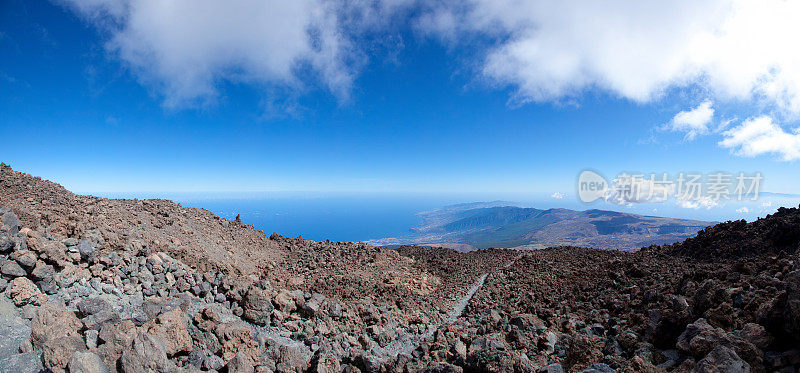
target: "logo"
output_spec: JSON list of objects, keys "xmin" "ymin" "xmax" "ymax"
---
[{"xmin": 578, "ymin": 170, "xmax": 609, "ymax": 203}]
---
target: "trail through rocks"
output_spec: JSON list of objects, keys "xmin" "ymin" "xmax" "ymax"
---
[
  {"xmin": 449, "ymin": 254, "xmax": 521, "ymax": 323},
  {"xmin": 380, "ymin": 255, "xmax": 523, "ymax": 360},
  {"xmin": 447, "ymin": 273, "xmax": 488, "ymax": 323}
]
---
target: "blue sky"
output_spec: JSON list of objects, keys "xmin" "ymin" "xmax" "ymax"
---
[{"xmin": 1, "ymin": 0, "xmax": 799, "ymax": 219}]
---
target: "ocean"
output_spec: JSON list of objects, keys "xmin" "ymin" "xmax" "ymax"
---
[
  {"xmin": 91, "ymin": 191, "xmax": 800, "ymax": 243},
  {"xmin": 172, "ymin": 194, "xmax": 459, "ymax": 242}
]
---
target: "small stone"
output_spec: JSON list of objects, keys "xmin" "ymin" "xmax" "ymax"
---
[
  {"xmin": 540, "ymin": 331, "xmax": 558, "ymax": 354},
  {"xmin": 274, "ymin": 289, "xmax": 297, "ymax": 313},
  {"xmin": 187, "ymin": 350, "xmax": 205, "ymax": 368},
  {"xmin": 354, "ymin": 353, "xmax": 381, "ymax": 373},
  {"xmin": 85, "ymin": 329, "xmax": 99, "ymax": 349},
  {"xmin": 311, "ymin": 350, "xmax": 341, "ymax": 373},
  {"xmin": 301, "ymin": 293, "xmax": 325, "ymax": 318},
  {"xmin": 40, "ymin": 241, "xmax": 68, "ymax": 264}
]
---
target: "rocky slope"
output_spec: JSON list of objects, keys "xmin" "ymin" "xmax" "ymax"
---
[{"xmin": 0, "ymin": 163, "xmax": 799, "ymax": 373}]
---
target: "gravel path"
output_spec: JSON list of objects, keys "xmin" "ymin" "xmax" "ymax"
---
[
  {"xmin": 446, "ymin": 273, "xmax": 488, "ymax": 323},
  {"xmin": 380, "ymin": 254, "xmax": 524, "ymax": 359}
]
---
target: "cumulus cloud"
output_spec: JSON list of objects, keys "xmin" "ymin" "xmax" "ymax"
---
[
  {"xmin": 719, "ymin": 116, "xmax": 800, "ymax": 161},
  {"xmin": 604, "ymin": 174, "xmax": 674, "ymax": 205},
  {"xmin": 424, "ymin": 0, "xmax": 800, "ymax": 113},
  {"xmin": 59, "ymin": 0, "xmax": 800, "ymax": 152},
  {"xmin": 665, "ymin": 101, "xmax": 715, "ymax": 140},
  {"xmin": 550, "ymin": 192, "xmax": 564, "ymax": 199},
  {"xmin": 736, "ymin": 206, "xmax": 749, "ymax": 213},
  {"xmin": 677, "ymin": 195, "xmax": 719, "ymax": 210},
  {"xmin": 60, "ymin": 0, "xmax": 364, "ymax": 107}
]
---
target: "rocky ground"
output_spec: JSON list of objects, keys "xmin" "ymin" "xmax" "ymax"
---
[{"xmin": 0, "ymin": 163, "xmax": 799, "ymax": 373}]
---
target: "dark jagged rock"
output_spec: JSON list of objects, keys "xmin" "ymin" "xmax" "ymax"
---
[{"xmin": 660, "ymin": 205, "xmax": 800, "ymax": 259}]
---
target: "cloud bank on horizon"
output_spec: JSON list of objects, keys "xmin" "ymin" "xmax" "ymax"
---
[{"xmin": 61, "ymin": 0, "xmax": 800, "ymax": 160}]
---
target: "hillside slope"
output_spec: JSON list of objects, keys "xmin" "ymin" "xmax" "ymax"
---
[
  {"xmin": 1, "ymin": 164, "xmax": 799, "ymax": 373},
  {"xmin": 370, "ymin": 204, "xmax": 714, "ymax": 251},
  {"xmin": 0, "ymin": 163, "xmax": 503, "ymax": 318}
]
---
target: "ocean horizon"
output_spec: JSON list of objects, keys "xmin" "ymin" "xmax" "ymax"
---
[{"xmin": 88, "ymin": 191, "xmax": 800, "ymax": 243}]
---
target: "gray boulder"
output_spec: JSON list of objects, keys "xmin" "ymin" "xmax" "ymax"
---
[
  {"xmin": 354, "ymin": 353, "xmax": 382, "ymax": 373},
  {"xmin": 203, "ymin": 354, "xmax": 225, "ymax": 370},
  {"xmin": 0, "ymin": 296, "xmax": 44, "ymax": 372},
  {"xmin": 16, "ymin": 253, "xmax": 37, "ymax": 270},
  {"xmin": 1, "ymin": 261, "xmax": 27, "ymax": 277},
  {"xmin": 0, "ymin": 233, "xmax": 14, "ymax": 252},
  {"xmin": 0, "ymin": 208, "xmax": 21, "ymax": 235},
  {"xmin": 31, "ymin": 262, "xmax": 54, "ymax": 282},
  {"xmin": 77, "ymin": 298, "xmax": 112, "ymax": 316},
  {"xmin": 226, "ymin": 351, "xmax": 254, "ymax": 373},
  {"xmin": 68, "ymin": 351, "xmax": 109, "ymax": 373},
  {"xmin": 580, "ymin": 363, "xmax": 616, "ymax": 373},
  {"xmin": 694, "ymin": 345, "xmax": 751, "ymax": 373},
  {"xmin": 539, "ymin": 363, "xmax": 565, "ymax": 373},
  {"xmin": 78, "ymin": 240, "xmax": 96, "ymax": 261}
]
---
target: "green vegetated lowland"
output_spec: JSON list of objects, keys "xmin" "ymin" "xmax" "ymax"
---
[{"xmin": 369, "ymin": 202, "xmax": 714, "ymax": 251}]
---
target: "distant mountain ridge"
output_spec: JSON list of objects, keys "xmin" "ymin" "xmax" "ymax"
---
[{"xmin": 369, "ymin": 203, "xmax": 715, "ymax": 251}]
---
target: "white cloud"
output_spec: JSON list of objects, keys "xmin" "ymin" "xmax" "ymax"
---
[
  {"xmin": 60, "ymin": 0, "xmax": 800, "ymax": 150},
  {"xmin": 677, "ymin": 196, "xmax": 719, "ymax": 210},
  {"xmin": 715, "ymin": 117, "xmax": 738, "ymax": 133},
  {"xmin": 550, "ymin": 192, "xmax": 564, "ymax": 199},
  {"xmin": 736, "ymin": 206, "xmax": 749, "ymax": 213},
  {"xmin": 665, "ymin": 101, "xmax": 715, "ymax": 140},
  {"xmin": 604, "ymin": 174, "xmax": 675, "ymax": 206},
  {"xmin": 61, "ymin": 0, "xmax": 365, "ymax": 107},
  {"xmin": 719, "ymin": 116, "xmax": 800, "ymax": 161},
  {"xmin": 425, "ymin": 0, "xmax": 800, "ymax": 116}
]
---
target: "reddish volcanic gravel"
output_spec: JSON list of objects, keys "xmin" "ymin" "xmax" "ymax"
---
[{"xmin": 1, "ymin": 163, "xmax": 799, "ymax": 373}]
